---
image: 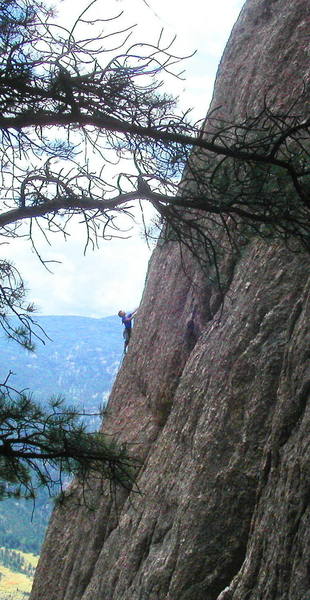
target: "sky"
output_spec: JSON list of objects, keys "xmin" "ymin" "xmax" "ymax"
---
[{"xmin": 4, "ymin": 0, "xmax": 245, "ymax": 319}]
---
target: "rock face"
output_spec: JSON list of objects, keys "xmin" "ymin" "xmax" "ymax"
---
[{"xmin": 30, "ymin": 1, "xmax": 310, "ymax": 599}]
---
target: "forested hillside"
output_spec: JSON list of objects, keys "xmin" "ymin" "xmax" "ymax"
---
[
  {"xmin": 0, "ymin": 548, "xmax": 38, "ymax": 600},
  {"xmin": 0, "ymin": 315, "xmax": 122, "ymax": 554},
  {"xmin": 0, "ymin": 315, "xmax": 122, "ymax": 415}
]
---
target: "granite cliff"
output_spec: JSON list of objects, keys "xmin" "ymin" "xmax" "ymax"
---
[{"xmin": 30, "ymin": 0, "xmax": 310, "ymax": 599}]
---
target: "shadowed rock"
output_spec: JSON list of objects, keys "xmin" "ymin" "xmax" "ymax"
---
[{"xmin": 30, "ymin": 1, "xmax": 310, "ymax": 599}]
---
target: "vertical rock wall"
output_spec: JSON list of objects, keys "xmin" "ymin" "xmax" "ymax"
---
[{"xmin": 30, "ymin": 1, "xmax": 310, "ymax": 599}]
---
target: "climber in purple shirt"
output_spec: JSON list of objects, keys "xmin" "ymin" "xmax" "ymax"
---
[{"xmin": 118, "ymin": 308, "xmax": 138, "ymax": 353}]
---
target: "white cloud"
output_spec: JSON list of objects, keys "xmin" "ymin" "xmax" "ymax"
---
[
  {"xmin": 4, "ymin": 0, "xmax": 245, "ymax": 318},
  {"xmin": 6, "ymin": 220, "xmax": 151, "ymax": 318}
]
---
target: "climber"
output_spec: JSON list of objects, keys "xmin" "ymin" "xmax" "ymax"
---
[{"xmin": 118, "ymin": 308, "xmax": 138, "ymax": 353}]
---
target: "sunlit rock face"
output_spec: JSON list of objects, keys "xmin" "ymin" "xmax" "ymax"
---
[{"xmin": 30, "ymin": 1, "xmax": 309, "ymax": 599}]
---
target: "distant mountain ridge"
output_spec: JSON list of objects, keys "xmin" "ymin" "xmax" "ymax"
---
[{"xmin": 0, "ymin": 315, "xmax": 123, "ymax": 421}]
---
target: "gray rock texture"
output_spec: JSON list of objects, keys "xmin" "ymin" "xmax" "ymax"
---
[{"xmin": 30, "ymin": 1, "xmax": 310, "ymax": 599}]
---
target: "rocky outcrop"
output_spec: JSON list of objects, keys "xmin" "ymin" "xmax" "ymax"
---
[{"xmin": 30, "ymin": 1, "xmax": 310, "ymax": 599}]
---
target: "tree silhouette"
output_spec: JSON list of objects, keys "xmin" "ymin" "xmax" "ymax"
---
[{"xmin": 0, "ymin": 373, "xmax": 138, "ymax": 500}]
